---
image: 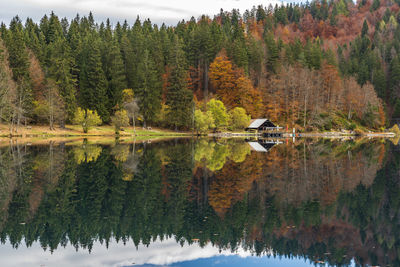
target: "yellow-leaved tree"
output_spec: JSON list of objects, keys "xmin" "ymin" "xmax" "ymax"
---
[{"xmin": 73, "ymin": 108, "xmax": 102, "ymax": 133}]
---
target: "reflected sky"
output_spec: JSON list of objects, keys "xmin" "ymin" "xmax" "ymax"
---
[{"xmin": 0, "ymin": 237, "xmax": 320, "ymax": 267}]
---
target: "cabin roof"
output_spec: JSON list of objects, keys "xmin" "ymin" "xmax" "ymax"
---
[
  {"xmin": 247, "ymin": 119, "xmax": 277, "ymax": 129},
  {"xmin": 248, "ymin": 142, "xmax": 269, "ymax": 152},
  {"xmin": 248, "ymin": 119, "xmax": 268, "ymax": 129}
]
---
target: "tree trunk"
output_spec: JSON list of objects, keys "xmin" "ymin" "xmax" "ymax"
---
[
  {"xmin": 133, "ymin": 117, "xmax": 136, "ymax": 136},
  {"xmin": 303, "ymin": 94, "xmax": 307, "ymax": 129},
  {"xmin": 204, "ymin": 59, "xmax": 209, "ymax": 102}
]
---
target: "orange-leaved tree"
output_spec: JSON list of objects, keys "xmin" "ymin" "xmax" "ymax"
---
[{"xmin": 209, "ymin": 52, "xmax": 263, "ymax": 118}]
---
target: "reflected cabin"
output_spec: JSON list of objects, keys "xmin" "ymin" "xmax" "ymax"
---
[{"xmin": 245, "ymin": 119, "xmax": 282, "ymax": 136}]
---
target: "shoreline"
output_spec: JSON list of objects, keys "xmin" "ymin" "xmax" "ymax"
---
[
  {"xmin": 208, "ymin": 131, "xmax": 396, "ymax": 138},
  {"xmin": 0, "ymin": 124, "xmax": 396, "ymax": 139},
  {"xmin": 0, "ymin": 124, "xmax": 191, "ymax": 138}
]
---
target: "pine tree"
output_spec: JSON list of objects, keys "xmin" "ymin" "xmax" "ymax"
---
[
  {"xmin": 6, "ymin": 16, "xmax": 33, "ymax": 128},
  {"xmin": 135, "ymin": 49, "xmax": 162, "ymax": 126},
  {"xmin": 390, "ymin": 57, "xmax": 400, "ymax": 102},
  {"xmin": 361, "ymin": 20, "xmax": 369, "ymax": 37},
  {"xmin": 129, "ymin": 17, "xmax": 145, "ymax": 91},
  {"xmin": 46, "ymin": 12, "xmax": 63, "ymax": 44},
  {"xmin": 265, "ymin": 33, "xmax": 279, "ymax": 74},
  {"xmin": 7, "ymin": 17, "xmax": 30, "ymax": 81},
  {"xmin": 79, "ymin": 35, "xmax": 108, "ymax": 122},
  {"xmin": 100, "ymin": 24, "xmax": 127, "ymax": 113},
  {"xmin": 371, "ymin": 0, "xmax": 380, "ymax": 11},
  {"xmin": 372, "ymin": 67, "xmax": 386, "ymax": 99},
  {"xmin": 166, "ymin": 37, "xmax": 193, "ymax": 130},
  {"xmin": 47, "ymin": 36, "xmax": 77, "ymax": 122},
  {"xmin": 0, "ymin": 40, "xmax": 17, "ymax": 126},
  {"xmin": 120, "ymin": 35, "xmax": 135, "ymax": 88}
]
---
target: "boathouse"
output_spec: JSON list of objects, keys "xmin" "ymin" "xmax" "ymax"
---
[{"xmin": 245, "ymin": 119, "xmax": 281, "ymax": 132}]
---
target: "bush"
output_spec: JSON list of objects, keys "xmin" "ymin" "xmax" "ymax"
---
[
  {"xmin": 324, "ymin": 120, "xmax": 332, "ymax": 131},
  {"xmin": 348, "ymin": 122, "xmax": 357, "ymax": 131},
  {"xmin": 73, "ymin": 108, "xmax": 102, "ymax": 133}
]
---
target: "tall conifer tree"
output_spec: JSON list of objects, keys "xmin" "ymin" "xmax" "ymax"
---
[
  {"xmin": 79, "ymin": 35, "xmax": 108, "ymax": 121},
  {"xmin": 166, "ymin": 36, "xmax": 193, "ymax": 129}
]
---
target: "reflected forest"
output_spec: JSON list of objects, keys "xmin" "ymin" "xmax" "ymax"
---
[{"xmin": 0, "ymin": 138, "xmax": 399, "ymax": 266}]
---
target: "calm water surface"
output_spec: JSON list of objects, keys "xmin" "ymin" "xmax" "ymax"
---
[{"xmin": 0, "ymin": 137, "xmax": 397, "ymax": 267}]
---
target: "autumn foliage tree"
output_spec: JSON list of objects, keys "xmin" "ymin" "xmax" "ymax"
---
[{"xmin": 209, "ymin": 53, "xmax": 263, "ymax": 118}]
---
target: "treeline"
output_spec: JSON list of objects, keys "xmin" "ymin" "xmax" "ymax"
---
[{"xmin": 1, "ymin": 0, "xmax": 398, "ymax": 132}]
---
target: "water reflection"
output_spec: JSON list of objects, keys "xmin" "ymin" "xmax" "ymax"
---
[{"xmin": 0, "ymin": 138, "xmax": 397, "ymax": 266}]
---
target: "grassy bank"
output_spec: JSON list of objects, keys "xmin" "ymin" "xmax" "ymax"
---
[{"xmin": 0, "ymin": 124, "xmax": 191, "ymax": 138}]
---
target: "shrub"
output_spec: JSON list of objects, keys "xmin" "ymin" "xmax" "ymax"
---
[{"xmin": 348, "ymin": 122, "xmax": 357, "ymax": 131}]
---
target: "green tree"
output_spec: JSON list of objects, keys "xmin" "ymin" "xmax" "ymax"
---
[
  {"xmin": 72, "ymin": 108, "xmax": 102, "ymax": 133},
  {"xmin": 371, "ymin": 0, "xmax": 380, "ymax": 11},
  {"xmin": 230, "ymin": 107, "xmax": 250, "ymax": 130},
  {"xmin": 361, "ymin": 20, "xmax": 369, "ymax": 37},
  {"xmin": 79, "ymin": 35, "xmax": 109, "ymax": 122},
  {"xmin": 111, "ymin": 109, "xmax": 129, "ymax": 134},
  {"xmin": 100, "ymin": 24, "xmax": 127, "ymax": 112},
  {"xmin": 47, "ymin": 37, "xmax": 77, "ymax": 122},
  {"xmin": 135, "ymin": 49, "xmax": 162, "ymax": 127},
  {"xmin": 265, "ymin": 33, "xmax": 280, "ymax": 74},
  {"xmin": 194, "ymin": 109, "xmax": 215, "ymax": 134},
  {"xmin": 0, "ymin": 41, "xmax": 17, "ymax": 130},
  {"xmin": 5, "ymin": 17, "xmax": 33, "ymax": 129},
  {"xmin": 166, "ymin": 36, "xmax": 193, "ymax": 130},
  {"xmin": 206, "ymin": 99, "xmax": 229, "ymax": 130}
]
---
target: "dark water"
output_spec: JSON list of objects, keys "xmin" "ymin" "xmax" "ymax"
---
[{"xmin": 0, "ymin": 138, "xmax": 398, "ymax": 267}]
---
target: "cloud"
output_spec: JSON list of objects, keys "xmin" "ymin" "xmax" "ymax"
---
[{"xmin": 0, "ymin": 0, "xmax": 282, "ymax": 25}]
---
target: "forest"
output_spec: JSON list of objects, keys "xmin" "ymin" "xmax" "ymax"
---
[
  {"xmin": 0, "ymin": 138, "xmax": 398, "ymax": 266},
  {"xmin": 0, "ymin": 0, "xmax": 399, "ymax": 132}
]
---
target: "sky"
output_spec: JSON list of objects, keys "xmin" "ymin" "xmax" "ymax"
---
[
  {"xmin": 0, "ymin": 237, "xmax": 320, "ymax": 267},
  {"xmin": 0, "ymin": 0, "xmax": 283, "ymax": 26}
]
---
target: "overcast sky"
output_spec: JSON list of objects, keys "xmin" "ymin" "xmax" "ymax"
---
[{"xmin": 0, "ymin": 0, "xmax": 284, "ymax": 26}]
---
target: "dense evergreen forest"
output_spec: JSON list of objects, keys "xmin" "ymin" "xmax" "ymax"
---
[
  {"xmin": 1, "ymin": 0, "xmax": 400, "ymax": 132},
  {"xmin": 0, "ymin": 138, "xmax": 398, "ymax": 266}
]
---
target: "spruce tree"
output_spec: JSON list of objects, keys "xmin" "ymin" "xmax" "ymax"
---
[
  {"xmin": 135, "ymin": 49, "xmax": 162, "ymax": 127},
  {"xmin": 166, "ymin": 37, "xmax": 193, "ymax": 130},
  {"xmin": 47, "ymin": 37, "xmax": 77, "ymax": 122},
  {"xmin": 7, "ymin": 16, "xmax": 30, "ymax": 81},
  {"xmin": 79, "ymin": 35, "xmax": 108, "ymax": 122},
  {"xmin": 120, "ymin": 35, "xmax": 135, "ymax": 89},
  {"xmin": 361, "ymin": 20, "xmax": 369, "ymax": 37},
  {"xmin": 6, "ymin": 16, "xmax": 33, "ymax": 126},
  {"xmin": 100, "ymin": 24, "xmax": 127, "ymax": 113},
  {"xmin": 390, "ymin": 57, "xmax": 400, "ymax": 102},
  {"xmin": 265, "ymin": 32, "xmax": 279, "ymax": 74},
  {"xmin": 372, "ymin": 67, "xmax": 386, "ymax": 98}
]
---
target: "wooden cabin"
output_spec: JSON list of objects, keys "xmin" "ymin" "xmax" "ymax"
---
[{"xmin": 245, "ymin": 119, "xmax": 282, "ymax": 133}]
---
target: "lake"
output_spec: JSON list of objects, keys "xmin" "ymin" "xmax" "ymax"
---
[{"xmin": 0, "ymin": 137, "xmax": 398, "ymax": 267}]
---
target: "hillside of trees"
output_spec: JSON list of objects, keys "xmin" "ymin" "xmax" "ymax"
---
[{"xmin": 1, "ymin": 0, "xmax": 400, "ymax": 132}]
